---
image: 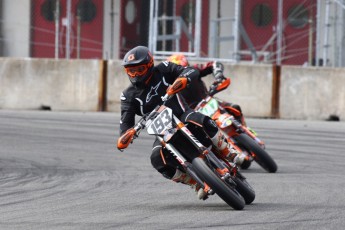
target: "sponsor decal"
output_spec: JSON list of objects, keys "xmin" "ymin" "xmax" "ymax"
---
[
  {"xmin": 128, "ymin": 54, "xmax": 135, "ymax": 61},
  {"xmin": 120, "ymin": 92, "xmax": 126, "ymax": 101},
  {"xmin": 146, "ymin": 81, "xmax": 161, "ymax": 102}
]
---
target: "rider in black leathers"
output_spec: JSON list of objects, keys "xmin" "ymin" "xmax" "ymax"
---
[
  {"xmin": 166, "ymin": 54, "xmax": 246, "ymax": 125},
  {"xmin": 117, "ymin": 46, "xmax": 243, "ymax": 199}
]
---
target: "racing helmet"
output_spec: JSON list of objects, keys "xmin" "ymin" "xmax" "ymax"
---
[
  {"xmin": 167, "ymin": 54, "xmax": 189, "ymax": 67},
  {"xmin": 122, "ymin": 46, "xmax": 154, "ymax": 88}
]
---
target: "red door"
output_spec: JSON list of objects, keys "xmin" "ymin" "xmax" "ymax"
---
[
  {"xmin": 31, "ymin": 0, "xmax": 103, "ymax": 59},
  {"xmin": 120, "ymin": 0, "xmax": 150, "ymax": 58},
  {"xmin": 241, "ymin": 0, "xmax": 316, "ymax": 65}
]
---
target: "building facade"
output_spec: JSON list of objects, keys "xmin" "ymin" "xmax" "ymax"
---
[{"xmin": 0, "ymin": 0, "xmax": 344, "ymax": 66}]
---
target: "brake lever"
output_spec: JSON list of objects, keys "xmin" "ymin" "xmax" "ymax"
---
[{"xmin": 161, "ymin": 94, "xmax": 171, "ymax": 102}]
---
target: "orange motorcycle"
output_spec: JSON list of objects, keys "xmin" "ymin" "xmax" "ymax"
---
[
  {"xmin": 194, "ymin": 78, "xmax": 278, "ymax": 173},
  {"xmin": 118, "ymin": 78, "xmax": 255, "ymax": 209}
]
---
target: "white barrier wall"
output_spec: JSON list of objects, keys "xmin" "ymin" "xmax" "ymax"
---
[
  {"xmin": 1, "ymin": 58, "xmax": 344, "ymax": 121},
  {"xmin": 203, "ymin": 64, "xmax": 274, "ymax": 118},
  {"xmin": 280, "ymin": 66, "xmax": 345, "ymax": 120},
  {"xmin": 107, "ymin": 61, "xmax": 274, "ymax": 118},
  {"xmin": 107, "ymin": 60, "xmax": 127, "ymax": 112},
  {"xmin": 0, "ymin": 58, "xmax": 102, "ymax": 111}
]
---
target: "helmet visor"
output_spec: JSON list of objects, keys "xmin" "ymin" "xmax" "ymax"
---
[{"xmin": 125, "ymin": 62, "xmax": 153, "ymax": 78}]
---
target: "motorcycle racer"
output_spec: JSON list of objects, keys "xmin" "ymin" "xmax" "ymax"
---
[
  {"xmin": 117, "ymin": 46, "xmax": 246, "ymax": 199},
  {"xmin": 166, "ymin": 54, "xmax": 246, "ymax": 126}
]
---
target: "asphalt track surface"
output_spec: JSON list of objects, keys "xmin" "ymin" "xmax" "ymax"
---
[{"xmin": 1, "ymin": 110, "xmax": 345, "ymax": 230}]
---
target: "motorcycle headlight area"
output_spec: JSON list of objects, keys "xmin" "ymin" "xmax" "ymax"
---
[
  {"xmin": 218, "ymin": 114, "xmax": 233, "ymax": 128},
  {"xmin": 147, "ymin": 107, "xmax": 173, "ymax": 135}
]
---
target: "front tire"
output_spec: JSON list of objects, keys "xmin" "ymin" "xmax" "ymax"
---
[
  {"xmin": 192, "ymin": 157, "xmax": 245, "ymax": 210},
  {"xmin": 235, "ymin": 133, "xmax": 278, "ymax": 173},
  {"xmin": 232, "ymin": 176, "xmax": 255, "ymax": 204}
]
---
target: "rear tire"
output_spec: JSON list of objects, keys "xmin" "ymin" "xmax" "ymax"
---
[
  {"xmin": 235, "ymin": 133, "xmax": 278, "ymax": 173},
  {"xmin": 192, "ymin": 157, "xmax": 245, "ymax": 210}
]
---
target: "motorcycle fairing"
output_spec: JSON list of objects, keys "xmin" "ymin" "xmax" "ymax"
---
[
  {"xmin": 197, "ymin": 98, "xmax": 219, "ymax": 117},
  {"xmin": 217, "ymin": 114, "xmax": 233, "ymax": 128},
  {"xmin": 147, "ymin": 107, "xmax": 173, "ymax": 135}
]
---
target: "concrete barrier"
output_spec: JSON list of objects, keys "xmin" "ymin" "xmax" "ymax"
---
[
  {"xmin": 202, "ymin": 63, "xmax": 274, "ymax": 118},
  {"xmin": 280, "ymin": 66, "xmax": 345, "ymax": 121},
  {"xmin": 0, "ymin": 58, "xmax": 102, "ymax": 111},
  {"xmin": 1, "ymin": 58, "xmax": 344, "ymax": 121},
  {"xmin": 106, "ymin": 62, "xmax": 274, "ymax": 118},
  {"xmin": 107, "ymin": 60, "xmax": 127, "ymax": 112}
]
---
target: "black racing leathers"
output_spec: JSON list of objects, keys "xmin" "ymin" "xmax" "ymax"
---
[
  {"xmin": 119, "ymin": 61, "xmax": 218, "ymax": 179},
  {"xmin": 179, "ymin": 62, "xmax": 213, "ymax": 109},
  {"xmin": 180, "ymin": 61, "xmax": 244, "ymax": 124},
  {"xmin": 120, "ymin": 61, "xmax": 198, "ymax": 135}
]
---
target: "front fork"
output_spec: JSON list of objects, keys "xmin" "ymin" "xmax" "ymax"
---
[
  {"xmin": 157, "ymin": 136, "xmax": 213, "ymax": 195},
  {"xmin": 204, "ymin": 149, "xmax": 238, "ymax": 186}
]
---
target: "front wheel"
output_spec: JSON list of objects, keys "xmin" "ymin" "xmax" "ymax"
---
[
  {"xmin": 235, "ymin": 133, "xmax": 278, "ymax": 173},
  {"xmin": 232, "ymin": 176, "xmax": 255, "ymax": 204},
  {"xmin": 192, "ymin": 157, "xmax": 245, "ymax": 210}
]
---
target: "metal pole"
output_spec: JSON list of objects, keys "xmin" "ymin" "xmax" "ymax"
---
[
  {"xmin": 333, "ymin": 0, "xmax": 345, "ymax": 66},
  {"xmin": 173, "ymin": 0, "xmax": 176, "ymax": 50},
  {"xmin": 210, "ymin": 20, "xmax": 216, "ymax": 57},
  {"xmin": 76, "ymin": 8, "xmax": 81, "ymax": 59},
  {"xmin": 153, "ymin": 0, "xmax": 159, "ymax": 53},
  {"xmin": 308, "ymin": 8, "xmax": 314, "ymax": 66},
  {"xmin": 148, "ymin": 0, "xmax": 154, "ymax": 51},
  {"xmin": 194, "ymin": 0, "xmax": 201, "ymax": 57},
  {"xmin": 163, "ymin": 0, "xmax": 169, "ymax": 51},
  {"xmin": 66, "ymin": 0, "xmax": 72, "ymax": 59},
  {"xmin": 188, "ymin": 0, "xmax": 193, "ymax": 52},
  {"xmin": 315, "ymin": 0, "xmax": 322, "ymax": 66},
  {"xmin": 54, "ymin": 0, "xmax": 60, "ymax": 59},
  {"xmin": 323, "ymin": 0, "xmax": 331, "ymax": 66},
  {"xmin": 276, "ymin": 0, "xmax": 283, "ymax": 65},
  {"xmin": 334, "ymin": 4, "xmax": 338, "ymax": 67},
  {"xmin": 110, "ymin": 0, "xmax": 115, "ymax": 59},
  {"xmin": 234, "ymin": 0, "xmax": 241, "ymax": 62},
  {"xmin": 216, "ymin": 0, "xmax": 220, "ymax": 58},
  {"xmin": 341, "ymin": 0, "xmax": 345, "ymax": 66}
]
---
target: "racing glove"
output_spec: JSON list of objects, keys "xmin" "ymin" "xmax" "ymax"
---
[{"xmin": 212, "ymin": 61, "xmax": 225, "ymax": 79}]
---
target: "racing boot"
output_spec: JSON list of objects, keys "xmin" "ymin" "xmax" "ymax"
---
[
  {"xmin": 171, "ymin": 169, "xmax": 208, "ymax": 200},
  {"xmin": 238, "ymin": 114, "xmax": 247, "ymax": 126},
  {"xmin": 210, "ymin": 130, "xmax": 247, "ymax": 165}
]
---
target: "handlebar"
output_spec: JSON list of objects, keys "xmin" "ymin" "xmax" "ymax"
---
[{"xmin": 209, "ymin": 77, "xmax": 230, "ymax": 96}]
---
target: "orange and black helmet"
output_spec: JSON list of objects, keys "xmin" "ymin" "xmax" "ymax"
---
[
  {"xmin": 167, "ymin": 54, "xmax": 189, "ymax": 67},
  {"xmin": 122, "ymin": 46, "xmax": 154, "ymax": 88}
]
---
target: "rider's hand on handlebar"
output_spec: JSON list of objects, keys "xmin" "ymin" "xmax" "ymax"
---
[
  {"xmin": 209, "ymin": 77, "xmax": 231, "ymax": 96},
  {"xmin": 212, "ymin": 61, "xmax": 224, "ymax": 76},
  {"xmin": 166, "ymin": 77, "xmax": 189, "ymax": 96},
  {"xmin": 117, "ymin": 128, "xmax": 137, "ymax": 151},
  {"xmin": 214, "ymin": 72, "xmax": 226, "ymax": 82}
]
